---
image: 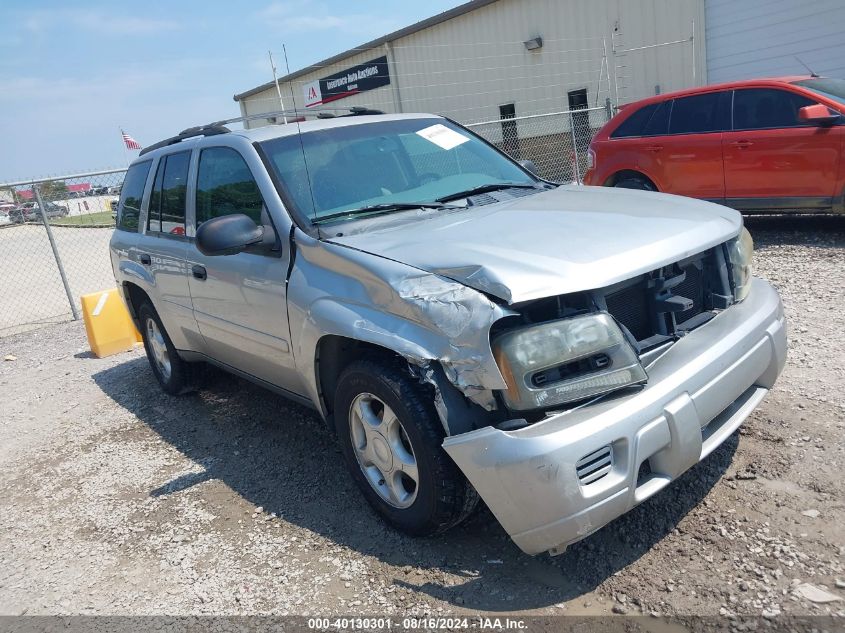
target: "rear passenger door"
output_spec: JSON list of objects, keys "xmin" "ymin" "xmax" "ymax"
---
[
  {"xmin": 723, "ymin": 88, "xmax": 841, "ymax": 206},
  {"xmin": 186, "ymin": 144, "xmax": 300, "ymax": 392},
  {"xmin": 135, "ymin": 151, "xmax": 198, "ymax": 349},
  {"xmin": 638, "ymin": 92, "xmax": 730, "ymax": 201}
]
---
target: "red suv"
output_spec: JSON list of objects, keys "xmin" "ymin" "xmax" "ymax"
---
[{"xmin": 583, "ymin": 76, "xmax": 845, "ymax": 213}]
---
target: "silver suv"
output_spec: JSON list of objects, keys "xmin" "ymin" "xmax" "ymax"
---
[{"xmin": 110, "ymin": 109, "xmax": 786, "ymax": 556}]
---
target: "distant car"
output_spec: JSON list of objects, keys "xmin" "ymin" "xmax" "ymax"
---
[
  {"xmin": 107, "ymin": 185, "xmax": 122, "ymax": 195},
  {"xmin": 92, "ymin": 186, "xmax": 109, "ymax": 196},
  {"xmin": 13, "ymin": 201, "xmax": 69, "ymax": 222},
  {"xmin": 583, "ymin": 75, "xmax": 845, "ymax": 214}
]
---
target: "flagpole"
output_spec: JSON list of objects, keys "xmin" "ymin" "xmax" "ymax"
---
[{"xmin": 119, "ymin": 128, "xmax": 130, "ymax": 167}]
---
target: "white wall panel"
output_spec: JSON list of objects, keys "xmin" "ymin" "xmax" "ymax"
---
[{"xmin": 706, "ymin": 0, "xmax": 845, "ymax": 83}]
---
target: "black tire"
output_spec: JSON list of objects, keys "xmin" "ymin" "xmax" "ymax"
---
[
  {"xmin": 614, "ymin": 176, "xmax": 657, "ymax": 191},
  {"xmin": 137, "ymin": 302, "xmax": 193, "ymax": 395},
  {"xmin": 334, "ymin": 359, "xmax": 478, "ymax": 536}
]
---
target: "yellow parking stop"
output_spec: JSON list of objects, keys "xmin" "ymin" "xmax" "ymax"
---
[{"xmin": 80, "ymin": 288, "xmax": 141, "ymax": 358}]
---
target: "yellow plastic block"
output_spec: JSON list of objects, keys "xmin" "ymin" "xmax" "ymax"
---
[{"xmin": 80, "ymin": 288, "xmax": 141, "ymax": 358}]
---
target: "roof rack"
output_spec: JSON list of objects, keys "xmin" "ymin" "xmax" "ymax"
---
[
  {"xmin": 139, "ymin": 106, "xmax": 385, "ymax": 156},
  {"xmin": 206, "ymin": 106, "xmax": 385, "ymax": 128},
  {"xmin": 139, "ymin": 124, "xmax": 230, "ymax": 156}
]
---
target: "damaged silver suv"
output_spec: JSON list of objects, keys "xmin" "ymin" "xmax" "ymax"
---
[{"xmin": 110, "ymin": 109, "xmax": 786, "ymax": 556}]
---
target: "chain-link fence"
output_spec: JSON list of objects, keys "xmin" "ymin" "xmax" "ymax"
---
[
  {"xmin": 0, "ymin": 169, "xmax": 126, "ymax": 337},
  {"xmin": 465, "ymin": 102, "xmax": 611, "ymax": 183}
]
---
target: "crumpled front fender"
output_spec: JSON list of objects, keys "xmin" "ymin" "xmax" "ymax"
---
[{"xmin": 288, "ymin": 231, "xmax": 513, "ymax": 417}]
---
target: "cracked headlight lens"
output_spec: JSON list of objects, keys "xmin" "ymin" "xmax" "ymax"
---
[
  {"xmin": 726, "ymin": 227, "xmax": 754, "ymax": 302},
  {"xmin": 492, "ymin": 313, "xmax": 647, "ymax": 411}
]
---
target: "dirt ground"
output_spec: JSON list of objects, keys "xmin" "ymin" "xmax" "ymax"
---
[{"xmin": 0, "ymin": 215, "xmax": 843, "ymax": 620}]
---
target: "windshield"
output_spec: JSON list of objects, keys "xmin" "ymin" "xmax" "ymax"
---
[
  {"xmin": 258, "ymin": 118, "xmax": 537, "ymax": 224},
  {"xmin": 793, "ymin": 78, "xmax": 845, "ymax": 107}
]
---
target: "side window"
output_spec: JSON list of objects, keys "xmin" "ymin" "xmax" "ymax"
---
[
  {"xmin": 669, "ymin": 93, "xmax": 726, "ymax": 135},
  {"xmin": 196, "ymin": 147, "xmax": 264, "ymax": 226},
  {"xmin": 610, "ymin": 103, "xmax": 657, "ymax": 138},
  {"xmin": 147, "ymin": 151, "xmax": 190, "ymax": 235},
  {"xmin": 643, "ymin": 100, "xmax": 671, "ymax": 136},
  {"xmin": 733, "ymin": 88, "xmax": 816, "ymax": 130},
  {"xmin": 116, "ymin": 161, "xmax": 152, "ymax": 232}
]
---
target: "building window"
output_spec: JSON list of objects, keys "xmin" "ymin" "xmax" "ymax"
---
[{"xmin": 499, "ymin": 103, "xmax": 520, "ymax": 159}]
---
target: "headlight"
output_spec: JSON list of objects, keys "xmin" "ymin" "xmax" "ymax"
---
[
  {"xmin": 492, "ymin": 313, "xmax": 647, "ymax": 411},
  {"xmin": 726, "ymin": 227, "xmax": 754, "ymax": 302}
]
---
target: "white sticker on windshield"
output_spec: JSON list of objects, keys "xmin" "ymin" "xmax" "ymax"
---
[{"xmin": 415, "ymin": 124, "xmax": 470, "ymax": 150}]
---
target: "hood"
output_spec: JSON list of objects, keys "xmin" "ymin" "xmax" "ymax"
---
[{"xmin": 328, "ymin": 185, "xmax": 741, "ymax": 304}]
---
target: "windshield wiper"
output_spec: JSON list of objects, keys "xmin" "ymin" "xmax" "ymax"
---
[
  {"xmin": 435, "ymin": 182, "xmax": 539, "ymax": 203},
  {"xmin": 312, "ymin": 202, "xmax": 457, "ymax": 225}
]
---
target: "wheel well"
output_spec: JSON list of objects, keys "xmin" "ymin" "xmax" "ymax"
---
[
  {"xmin": 316, "ymin": 335, "xmax": 414, "ymax": 421},
  {"xmin": 122, "ymin": 282, "xmax": 151, "ymax": 328},
  {"xmin": 604, "ymin": 170, "xmax": 657, "ymax": 190}
]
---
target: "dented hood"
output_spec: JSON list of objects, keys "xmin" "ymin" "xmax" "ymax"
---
[{"xmin": 329, "ymin": 185, "xmax": 742, "ymax": 304}]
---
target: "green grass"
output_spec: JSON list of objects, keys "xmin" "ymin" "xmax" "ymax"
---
[{"xmin": 54, "ymin": 211, "xmax": 115, "ymax": 226}]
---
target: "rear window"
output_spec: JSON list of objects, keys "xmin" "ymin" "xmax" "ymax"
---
[
  {"xmin": 610, "ymin": 104, "xmax": 658, "ymax": 138},
  {"xmin": 116, "ymin": 161, "xmax": 152, "ymax": 232}
]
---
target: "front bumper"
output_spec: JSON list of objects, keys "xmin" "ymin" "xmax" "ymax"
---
[{"xmin": 443, "ymin": 278, "xmax": 787, "ymax": 555}]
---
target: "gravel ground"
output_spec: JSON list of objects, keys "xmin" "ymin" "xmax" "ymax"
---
[{"xmin": 0, "ymin": 215, "xmax": 843, "ymax": 619}]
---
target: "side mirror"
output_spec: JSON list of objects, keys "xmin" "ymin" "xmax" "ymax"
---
[
  {"xmin": 798, "ymin": 104, "xmax": 840, "ymax": 126},
  {"xmin": 196, "ymin": 214, "xmax": 264, "ymax": 256},
  {"xmin": 519, "ymin": 159, "xmax": 540, "ymax": 176}
]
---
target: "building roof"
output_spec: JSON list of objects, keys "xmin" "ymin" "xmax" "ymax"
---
[{"xmin": 232, "ymin": 0, "xmax": 501, "ymax": 102}]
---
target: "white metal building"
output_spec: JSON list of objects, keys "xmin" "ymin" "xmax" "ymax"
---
[
  {"xmin": 234, "ymin": 0, "xmax": 707, "ymax": 127},
  {"xmin": 705, "ymin": 0, "xmax": 845, "ymax": 84}
]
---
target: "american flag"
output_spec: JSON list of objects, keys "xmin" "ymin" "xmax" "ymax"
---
[{"xmin": 121, "ymin": 130, "xmax": 142, "ymax": 150}]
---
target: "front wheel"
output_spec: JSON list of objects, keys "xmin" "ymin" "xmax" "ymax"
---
[{"xmin": 334, "ymin": 359, "xmax": 478, "ymax": 536}]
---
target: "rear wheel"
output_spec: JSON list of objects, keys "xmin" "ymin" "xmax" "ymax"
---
[
  {"xmin": 138, "ymin": 302, "xmax": 192, "ymax": 395},
  {"xmin": 614, "ymin": 175, "xmax": 657, "ymax": 191},
  {"xmin": 334, "ymin": 359, "xmax": 478, "ymax": 536}
]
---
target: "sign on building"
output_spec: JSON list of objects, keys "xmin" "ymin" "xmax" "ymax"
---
[{"xmin": 303, "ymin": 56, "xmax": 390, "ymax": 108}]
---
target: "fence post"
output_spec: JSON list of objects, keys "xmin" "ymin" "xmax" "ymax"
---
[
  {"xmin": 605, "ymin": 97, "xmax": 613, "ymax": 121},
  {"xmin": 569, "ymin": 111, "xmax": 581, "ymax": 185},
  {"xmin": 33, "ymin": 184, "xmax": 79, "ymax": 320}
]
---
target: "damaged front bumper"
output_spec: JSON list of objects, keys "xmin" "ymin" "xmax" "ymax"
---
[{"xmin": 443, "ymin": 278, "xmax": 787, "ymax": 555}]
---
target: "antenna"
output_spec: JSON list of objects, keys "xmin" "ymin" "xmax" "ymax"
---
[
  {"xmin": 268, "ymin": 51, "xmax": 288, "ymax": 123},
  {"xmin": 795, "ymin": 56, "xmax": 820, "ymax": 78},
  {"xmin": 282, "ymin": 44, "xmax": 320, "ymax": 233}
]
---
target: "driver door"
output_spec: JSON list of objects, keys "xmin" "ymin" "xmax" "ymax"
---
[{"xmin": 186, "ymin": 145, "xmax": 300, "ymax": 392}]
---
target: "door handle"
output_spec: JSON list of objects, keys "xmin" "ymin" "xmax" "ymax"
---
[
  {"xmin": 192, "ymin": 265, "xmax": 207, "ymax": 281},
  {"xmin": 139, "ymin": 253, "xmax": 151, "ymax": 265},
  {"xmin": 645, "ymin": 145, "xmax": 663, "ymax": 152},
  {"xmin": 731, "ymin": 140, "xmax": 753, "ymax": 149}
]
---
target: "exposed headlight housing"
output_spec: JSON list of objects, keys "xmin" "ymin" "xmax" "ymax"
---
[
  {"xmin": 726, "ymin": 227, "xmax": 754, "ymax": 302},
  {"xmin": 492, "ymin": 313, "xmax": 647, "ymax": 411}
]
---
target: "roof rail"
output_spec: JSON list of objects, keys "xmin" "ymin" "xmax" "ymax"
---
[
  {"xmin": 138, "ymin": 106, "xmax": 385, "ymax": 156},
  {"xmin": 205, "ymin": 106, "xmax": 385, "ymax": 129},
  {"xmin": 139, "ymin": 124, "xmax": 230, "ymax": 156}
]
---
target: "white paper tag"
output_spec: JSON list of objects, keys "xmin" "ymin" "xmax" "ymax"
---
[
  {"xmin": 92, "ymin": 291, "xmax": 109, "ymax": 317},
  {"xmin": 415, "ymin": 124, "xmax": 470, "ymax": 150}
]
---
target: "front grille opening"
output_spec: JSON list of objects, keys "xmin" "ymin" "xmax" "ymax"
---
[
  {"xmin": 605, "ymin": 280, "xmax": 654, "ymax": 341},
  {"xmin": 531, "ymin": 353, "xmax": 611, "ymax": 388},
  {"xmin": 576, "ymin": 445, "xmax": 613, "ymax": 485},
  {"xmin": 673, "ymin": 262, "xmax": 705, "ymax": 323}
]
